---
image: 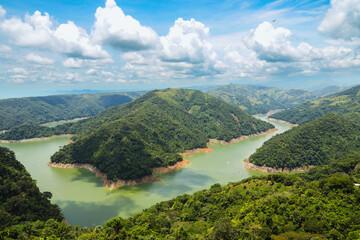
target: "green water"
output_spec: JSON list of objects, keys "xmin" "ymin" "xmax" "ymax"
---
[{"xmin": 0, "ymin": 115, "xmax": 292, "ymax": 227}]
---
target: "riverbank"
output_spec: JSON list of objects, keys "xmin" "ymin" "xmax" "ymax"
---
[
  {"xmin": 243, "ymin": 159, "xmax": 314, "ymax": 173},
  {"xmin": 0, "ymin": 134, "xmax": 74, "ymax": 143},
  {"xmin": 208, "ymin": 128, "xmax": 278, "ymax": 146},
  {"xmin": 266, "ymin": 118, "xmax": 299, "ymax": 127}
]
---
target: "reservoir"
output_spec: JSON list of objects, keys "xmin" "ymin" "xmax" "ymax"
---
[{"xmin": 0, "ymin": 115, "xmax": 292, "ymax": 227}]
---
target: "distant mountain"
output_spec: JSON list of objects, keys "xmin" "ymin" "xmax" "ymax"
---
[
  {"xmin": 249, "ymin": 114, "xmax": 360, "ymax": 169},
  {"xmin": 312, "ymin": 85, "xmax": 349, "ymax": 97},
  {"xmin": 0, "ymin": 91, "xmax": 145, "ymax": 130},
  {"xmin": 0, "ymin": 147, "xmax": 63, "ymax": 230},
  {"xmin": 205, "ymin": 84, "xmax": 318, "ymax": 115},
  {"xmin": 50, "ymin": 88, "xmax": 274, "ymax": 181},
  {"xmin": 270, "ymin": 84, "xmax": 360, "ymax": 125}
]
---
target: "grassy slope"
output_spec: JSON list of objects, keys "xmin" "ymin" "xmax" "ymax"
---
[
  {"xmin": 270, "ymin": 85, "xmax": 360, "ymax": 125},
  {"xmin": 205, "ymin": 84, "xmax": 317, "ymax": 115},
  {"xmin": 0, "ymin": 91, "xmax": 145, "ymax": 130}
]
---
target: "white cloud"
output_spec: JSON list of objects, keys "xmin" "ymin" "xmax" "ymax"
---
[
  {"xmin": 85, "ymin": 68, "xmax": 97, "ymax": 75},
  {"xmin": 63, "ymin": 58, "xmax": 83, "ymax": 68},
  {"xmin": 318, "ymin": 0, "xmax": 360, "ymax": 40},
  {"xmin": 0, "ymin": 44, "xmax": 11, "ymax": 52},
  {"xmin": 91, "ymin": 0, "xmax": 159, "ymax": 51},
  {"xmin": 101, "ymin": 70, "xmax": 115, "ymax": 77},
  {"xmin": 0, "ymin": 5, "xmax": 6, "ymax": 19},
  {"xmin": 8, "ymin": 68, "xmax": 27, "ymax": 74},
  {"xmin": 25, "ymin": 53, "xmax": 54, "ymax": 64},
  {"xmin": 0, "ymin": 10, "xmax": 110, "ymax": 59}
]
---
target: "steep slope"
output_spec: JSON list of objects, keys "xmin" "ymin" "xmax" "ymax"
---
[
  {"xmin": 205, "ymin": 84, "xmax": 317, "ymax": 115},
  {"xmin": 4, "ymin": 154, "xmax": 360, "ymax": 239},
  {"xmin": 270, "ymin": 84, "xmax": 360, "ymax": 125},
  {"xmin": 0, "ymin": 91, "xmax": 145, "ymax": 130},
  {"xmin": 312, "ymin": 85, "xmax": 349, "ymax": 97},
  {"xmin": 0, "ymin": 147, "xmax": 63, "ymax": 230},
  {"xmin": 248, "ymin": 114, "xmax": 360, "ymax": 169},
  {"xmin": 50, "ymin": 89, "xmax": 274, "ymax": 181}
]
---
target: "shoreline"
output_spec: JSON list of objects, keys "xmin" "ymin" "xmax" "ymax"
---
[
  {"xmin": 243, "ymin": 159, "xmax": 314, "ymax": 173},
  {"xmin": 47, "ymin": 127, "xmax": 278, "ymax": 190},
  {"xmin": 252, "ymin": 109, "xmax": 288, "ymax": 117},
  {"xmin": 0, "ymin": 134, "xmax": 74, "ymax": 143},
  {"xmin": 266, "ymin": 117, "xmax": 299, "ymax": 127}
]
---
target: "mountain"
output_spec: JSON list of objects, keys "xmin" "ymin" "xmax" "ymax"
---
[
  {"xmin": 50, "ymin": 89, "xmax": 274, "ymax": 181},
  {"xmin": 269, "ymin": 84, "xmax": 360, "ymax": 125},
  {"xmin": 0, "ymin": 147, "xmax": 63, "ymax": 230},
  {"xmin": 3, "ymin": 153, "xmax": 360, "ymax": 239},
  {"xmin": 248, "ymin": 114, "xmax": 360, "ymax": 169},
  {"xmin": 205, "ymin": 84, "xmax": 318, "ymax": 115},
  {"xmin": 0, "ymin": 91, "xmax": 145, "ymax": 131},
  {"xmin": 312, "ymin": 85, "xmax": 349, "ymax": 97}
]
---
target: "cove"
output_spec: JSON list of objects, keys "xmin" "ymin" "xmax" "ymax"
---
[{"xmin": 0, "ymin": 115, "xmax": 292, "ymax": 227}]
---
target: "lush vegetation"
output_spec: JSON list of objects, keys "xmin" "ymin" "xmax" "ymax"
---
[
  {"xmin": 312, "ymin": 85, "xmax": 349, "ymax": 97},
  {"xmin": 270, "ymin": 84, "xmax": 360, "ymax": 125},
  {"xmin": 50, "ymin": 89, "xmax": 274, "ymax": 181},
  {"xmin": 205, "ymin": 84, "xmax": 317, "ymax": 115},
  {"xmin": 2, "ymin": 153, "xmax": 360, "ymax": 239},
  {"xmin": 0, "ymin": 147, "xmax": 63, "ymax": 231},
  {"xmin": 249, "ymin": 114, "xmax": 360, "ymax": 169},
  {"xmin": 0, "ymin": 91, "xmax": 144, "ymax": 130}
]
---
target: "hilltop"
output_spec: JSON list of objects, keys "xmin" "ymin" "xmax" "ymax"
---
[
  {"xmin": 270, "ymin": 84, "xmax": 360, "ymax": 125},
  {"xmin": 205, "ymin": 84, "xmax": 317, "ymax": 115},
  {"xmin": 0, "ymin": 91, "xmax": 145, "ymax": 130},
  {"xmin": 248, "ymin": 114, "xmax": 360, "ymax": 169},
  {"xmin": 49, "ymin": 89, "xmax": 274, "ymax": 184}
]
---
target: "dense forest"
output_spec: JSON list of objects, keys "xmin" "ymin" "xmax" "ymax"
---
[
  {"xmin": 0, "ymin": 91, "xmax": 145, "ymax": 130},
  {"xmin": 270, "ymin": 84, "xmax": 360, "ymax": 125},
  {"xmin": 50, "ymin": 89, "xmax": 274, "ymax": 181},
  {"xmin": 205, "ymin": 84, "xmax": 317, "ymax": 115},
  {"xmin": 249, "ymin": 114, "xmax": 360, "ymax": 169},
  {"xmin": 2, "ymin": 152, "xmax": 360, "ymax": 239},
  {"xmin": 0, "ymin": 147, "xmax": 63, "ymax": 230}
]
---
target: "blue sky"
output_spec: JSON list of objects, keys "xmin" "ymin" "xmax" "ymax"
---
[{"xmin": 0, "ymin": 0, "xmax": 359, "ymax": 98}]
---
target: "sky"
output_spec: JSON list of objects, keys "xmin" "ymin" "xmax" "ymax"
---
[{"xmin": 0, "ymin": 0, "xmax": 359, "ymax": 98}]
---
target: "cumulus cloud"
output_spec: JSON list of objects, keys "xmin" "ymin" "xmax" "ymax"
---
[
  {"xmin": 8, "ymin": 68, "xmax": 27, "ymax": 74},
  {"xmin": 0, "ymin": 10, "xmax": 110, "ymax": 59},
  {"xmin": 101, "ymin": 70, "xmax": 115, "ymax": 77},
  {"xmin": 160, "ymin": 18, "xmax": 216, "ymax": 63},
  {"xmin": 0, "ymin": 5, "xmax": 6, "ymax": 19},
  {"xmin": 63, "ymin": 58, "xmax": 83, "ymax": 68},
  {"xmin": 92, "ymin": 0, "xmax": 159, "ymax": 51},
  {"xmin": 0, "ymin": 44, "xmax": 11, "ymax": 52},
  {"xmin": 85, "ymin": 68, "xmax": 97, "ymax": 75},
  {"xmin": 318, "ymin": 0, "xmax": 360, "ymax": 40},
  {"xmin": 25, "ymin": 53, "xmax": 54, "ymax": 64}
]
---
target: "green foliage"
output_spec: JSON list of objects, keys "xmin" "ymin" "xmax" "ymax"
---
[
  {"xmin": 0, "ymin": 147, "xmax": 63, "ymax": 230},
  {"xmin": 0, "ymin": 91, "xmax": 144, "ymax": 130},
  {"xmin": 206, "ymin": 84, "xmax": 317, "ymax": 115},
  {"xmin": 50, "ymin": 89, "xmax": 274, "ymax": 180},
  {"xmin": 249, "ymin": 114, "xmax": 360, "ymax": 169},
  {"xmin": 3, "ymin": 154, "xmax": 360, "ymax": 239},
  {"xmin": 270, "ymin": 84, "xmax": 360, "ymax": 125}
]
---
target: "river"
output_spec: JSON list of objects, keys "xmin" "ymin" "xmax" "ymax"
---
[{"xmin": 0, "ymin": 115, "xmax": 292, "ymax": 227}]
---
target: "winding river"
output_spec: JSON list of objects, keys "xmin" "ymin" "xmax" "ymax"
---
[{"xmin": 0, "ymin": 115, "xmax": 292, "ymax": 227}]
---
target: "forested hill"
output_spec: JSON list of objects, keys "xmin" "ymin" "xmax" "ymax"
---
[
  {"xmin": 4, "ymin": 153, "xmax": 360, "ymax": 239},
  {"xmin": 0, "ymin": 91, "xmax": 145, "ymax": 130},
  {"xmin": 205, "ymin": 84, "xmax": 317, "ymax": 115},
  {"xmin": 249, "ymin": 114, "xmax": 360, "ymax": 169},
  {"xmin": 0, "ymin": 147, "xmax": 63, "ymax": 230},
  {"xmin": 50, "ymin": 88, "xmax": 274, "ymax": 181},
  {"xmin": 269, "ymin": 84, "xmax": 360, "ymax": 125}
]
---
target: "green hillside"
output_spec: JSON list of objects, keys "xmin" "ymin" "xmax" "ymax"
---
[
  {"xmin": 0, "ymin": 91, "xmax": 145, "ymax": 130},
  {"xmin": 249, "ymin": 114, "xmax": 360, "ymax": 169},
  {"xmin": 0, "ymin": 147, "xmax": 63, "ymax": 230},
  {"xmin": 270, "ymin": 85, "xmax": 360, "ymax": 125},
  {"xmin": 205, "ymin": 84, "xmax": 317, "ymax": 115},
  {"xmin": 50, "ymin": 89, "xmax": 274, "ymax": 181},
  {"xmin": 3, "ymin": 153, "xmax": 360, "ymax": 239}
]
